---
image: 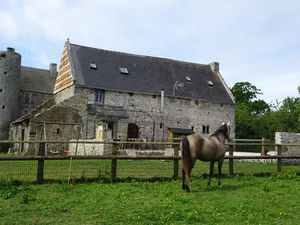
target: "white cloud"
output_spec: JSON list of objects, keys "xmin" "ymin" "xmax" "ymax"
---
[
  {"xmin": 0, "ymin": 13, "xmax": 19, "ymax": 40},
  {"xmin": 0, "ymin": 0, "xmax": 299, "ymax": 102}
]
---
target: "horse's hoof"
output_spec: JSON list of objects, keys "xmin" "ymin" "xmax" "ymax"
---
[{"xmin": 184, "ymin": 186, "xmax": 190, "ymax": 193}]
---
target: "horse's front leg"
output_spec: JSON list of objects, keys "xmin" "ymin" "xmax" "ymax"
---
[
  {"xmin": 217, "ymin": 159, "xmax": 224, "ymax": 187},
  {"xmin": 208, "ymin": 161, "xmax": 215, "ymax": 187}
]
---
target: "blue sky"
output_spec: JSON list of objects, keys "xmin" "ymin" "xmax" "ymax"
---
[{"xmin": 0, "ymin": 0, "xmax": 299, "ymax": 103}]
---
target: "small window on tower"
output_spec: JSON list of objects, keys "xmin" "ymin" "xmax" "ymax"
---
[
  {"xmin": 3, "ymin": 71, "xmax": 7, "ymax": 75},
  {"xmin": 0, "ymin": 89, "xmax": 3, "ymax": 93},
  {"xmin": 2, "ymin": 105, "xmax": 5, "ymax": 110},
  {"xmin": 24, "ymin": 93, "xmax": 31, "ymax": 106}
]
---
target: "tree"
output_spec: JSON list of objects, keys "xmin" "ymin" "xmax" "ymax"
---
[
  {"xmin": 231, "ymin": 82, "xmax": 300, "ymax": 140},
  {"xmin": 231, "ymin": 82, "xmax": 262, "ymax": 103}
]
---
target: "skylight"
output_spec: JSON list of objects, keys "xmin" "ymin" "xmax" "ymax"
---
[
  {"xmin": 185, "ymin": 76, "xmax": 191, "ymax": 82},
  {"xmin": 90, "ymin": 63, "xmax": 97, "ymax": 70},
  {"xmin": 120, "ymin": 67, "xmax": 129, "ymax": 74},
  {"xmin": 207, "ymin": 80, "xmax": 214, "ymax": 86}
]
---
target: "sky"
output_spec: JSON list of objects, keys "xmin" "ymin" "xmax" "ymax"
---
[{"xmin": 0, "ymin": 0, "xmax": 299, "ymax": 103}]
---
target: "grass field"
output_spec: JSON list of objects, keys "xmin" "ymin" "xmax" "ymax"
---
[{"xmin": 0, "ymin": 161, "xmax": 300, "ymax": 224}]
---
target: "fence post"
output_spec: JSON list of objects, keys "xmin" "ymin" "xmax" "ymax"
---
[
  {"xmin": 276, "ymin": 144, "xmax": 282, "ymax": 173},
  {"xmin": 229, "ymin": 142, "xmax": 234, "ymax": 177},
  {"xmin": 173, "ymin": 143, "xmax": 179, "ymax": 180},
  {"xmin": 261, "ymin": 137, "xmax": 266, "ymax": 156},
  {"xmin": 111, "ymin": 143, "xmax": 118, "ymax": 182},
  {"xmin": 37, "ymin": 142, "xmax": 45, "ymax": 184}
]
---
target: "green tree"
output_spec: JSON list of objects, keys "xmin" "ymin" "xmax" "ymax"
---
[
  {"xmin": 231, "ymin": 82, "xmax": 262, "ymax": 103},
  {"xmin": 231, "ymin": 82, "xmax": 300, "ymax": 140},
  {"xmin": 231, "ymin": 82, "xmax": 270, "ymax": 139}
]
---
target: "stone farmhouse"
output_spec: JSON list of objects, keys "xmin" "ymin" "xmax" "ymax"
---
[
  {"xmin": 0, "ymin": 47, "xmax": 57, "ymax": 151},
  {"xmin": 7, "ymin": 41, "xmax": 235, "ymax": 155}
]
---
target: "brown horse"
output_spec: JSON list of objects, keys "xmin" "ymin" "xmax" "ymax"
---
[{"xmin": 181, "ymin": 123, "xmax": 231, "ymax": 192}]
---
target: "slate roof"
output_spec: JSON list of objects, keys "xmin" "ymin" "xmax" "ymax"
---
[
  {"xmin": 20, "ymin": 66, "xmax": 55, "ymax": 93},
  {"xmin": 68, "ymin": 43, "xmax": 234, "ymax": 104},
  {"xmin": 168, "ymin": 127, "xmax": 195, "ymax": 135},
  {"xmin": 87, "ymin": 104, "xmax": 129, "ymax": 118}
]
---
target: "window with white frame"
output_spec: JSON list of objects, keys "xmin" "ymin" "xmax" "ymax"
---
[{"xmin": 95, "ymin": 89, "xmax": 104, "ymax": 104}]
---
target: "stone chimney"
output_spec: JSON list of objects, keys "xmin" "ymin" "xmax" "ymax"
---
[
  {"xmin": 6, "ymin": 47, "xmax": 15, "ymax": 53},
  {"xmin": 49, "ymin": 63, "xmax": 57, "ymax": 78},
  {"xmin": 210, "ymin": 62, "xmax": 219, "ymax": 72}
]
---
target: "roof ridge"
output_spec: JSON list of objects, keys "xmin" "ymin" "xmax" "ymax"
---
[{"xmin": 69, "ymin": 42, "xmax": 208, "ymax": 67}]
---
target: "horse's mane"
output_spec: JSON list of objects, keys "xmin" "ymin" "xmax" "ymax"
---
[{"xmin": 210, "ymin": 124, "xmax": 228, "ymax": 138}]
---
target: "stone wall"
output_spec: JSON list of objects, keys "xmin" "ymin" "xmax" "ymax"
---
[
  {"xmin": 10, "ymin": 86, "xmax": 235, "ymax": 155},
  {"xmin": 77, "ymin": 87, "xmax": 235, "ymax": 141},
  {"xmin": 19, "ymin": 91, "xmax": 53, "ymax": 116},
  {"xmin": 275, "ymin": 132, "xmax": 300, "ymax": 164}
]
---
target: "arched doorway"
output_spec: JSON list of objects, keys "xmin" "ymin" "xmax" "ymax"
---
[{"xmin": 127, "ymin": 123, "xmax": 139, "ymax": 139}]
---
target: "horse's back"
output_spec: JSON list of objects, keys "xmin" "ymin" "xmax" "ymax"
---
[
  {"xmin": 187, "ymin": 134, "xmax": 225, "ymax": 161},
  {"xmin": 186, "ymin": 134, "xmax": 205, "ymax": 160}
]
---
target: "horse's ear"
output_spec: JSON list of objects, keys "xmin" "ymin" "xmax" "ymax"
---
[
  {"xmin": 222, "ymin": 122, "xmax": 225, "ymax": 126},
  {"xmin": 227, "ymin": 122, "xmax": 230, "ymax": 126}
]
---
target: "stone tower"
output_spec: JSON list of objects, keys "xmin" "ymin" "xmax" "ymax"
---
[{"xmin": 0, "ymin": 47, "xmax": 21, "ymax": 141}]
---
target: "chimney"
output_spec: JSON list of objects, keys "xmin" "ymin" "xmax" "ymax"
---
[
  {"xmin": 49, "ymin": 63, "xmax": 57, "ymax": 78},
  {"xmin": 7, "ymin": 47, "xmax": 15, "ymax": 53},
  {"xmin": 160, "ymin": 89, "xmax": 164, "ymax": 112},
  {"xmin": 210, "ymin": 62, "xmax": 219, "ymax": 72}
]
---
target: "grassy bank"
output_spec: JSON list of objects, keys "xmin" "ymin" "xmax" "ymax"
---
[{"xmin": 0, "ymin": 162, "xmax": 300, "ymax": 224}]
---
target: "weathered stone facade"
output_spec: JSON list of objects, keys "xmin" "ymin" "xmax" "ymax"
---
[
  {"xmin": 8, "ymin": 42, "xmax": 235, "ymax": 155},
  {"xmin": 10, "ymin": 85, "xmax": 234, "ymax": 155},
  {"xmin": 0, "ymin": 47, "xmax": 57, "ymax": 153},
  {"xmin": 275, "ymin": 132, "xmax": 300, "ymax": 164}
]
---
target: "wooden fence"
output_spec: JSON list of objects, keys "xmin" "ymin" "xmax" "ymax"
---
[{"xmin": 0, "ymin": 140, "xmax": 299, "ymax": 183}]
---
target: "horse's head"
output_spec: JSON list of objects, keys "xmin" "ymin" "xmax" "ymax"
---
[{"xmin": 220, "ymin": 122, "xmax": 231, "ymax": 142}]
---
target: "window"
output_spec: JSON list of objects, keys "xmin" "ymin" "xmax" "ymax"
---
[
  {"xmin": 202, "ymin": 125, "xmax": 209, "ymax": 134},
  {"xmin": 95, "ymin": 89, "xmax": 104, "ymax": 104},
  {"xmin": 3, "ymin": 71, "xmax": 7, "ymax": 75},
  {"xmin": 207, "ymin": 80, "xmax": 214, "ymax": 86},
  {"xmin": 2, "ymin": 105, "xmax": 5, "ymax": 110},
  {"xmin": 127, "ymin": 123, "xmax": 139, "ymax": 139},
  {"xmin": 0, "ymin": 89, "xmax": 3, "ymax": 93},
  {"xmin": 24, "ymin": 93, "xmax": 31, "ymax": 106},
  {"xmin": 90, "ymin": 63, "xmax": 97, "ymax": 70},
  {"xmin": 119, "ymin": 67, "xmax": 129, "ymax": 74},
  {"xmin": 56, "ymin": 128, "xmax": 61, "ymax": 135},
  {"xmin": 185, "ymin": 76, "xmax": 191, "ymax": 82}
]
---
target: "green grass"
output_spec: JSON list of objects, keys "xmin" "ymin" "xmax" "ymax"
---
[
  {"xmin": 0, "ymin": 161, "xmax": 300, "ymax": 224},
  {"xmin": 0, "ymin": 172, "xmax": 299, "ymax": 224},
  {"xmin": 0, "ymin": 159, "xmax": 299, "ymax": 182}
]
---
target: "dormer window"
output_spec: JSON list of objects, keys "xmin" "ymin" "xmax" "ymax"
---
[
  {"xmin": 90, "ymin": 63, "xmax": 97, "ymax": 70},
  {"xmin": 207, "ymin": 80, "xmax": 214, "ymax": 86},
  {"xmin": 120, "ymin": 67, "xmax": 129, "ymax": 74},
  {"xmin": 185, "ymin": 76, "xmax": 191, "ymax": 82}
]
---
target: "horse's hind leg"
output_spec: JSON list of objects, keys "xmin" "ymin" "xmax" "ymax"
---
[
  {"xmin": 182, "ymin": 169, "xmax": 186, "ymax": 190},
  {"xmin": 182, "ymin": 160, "xmax": 195, "ymax": 192},
  {"xmin": 217, "ymin": 159, "xmax": 224, "ymax": 187},
  {"xmin": 208, "ymin": 161, "xmax": 215, "ymax": 187}
]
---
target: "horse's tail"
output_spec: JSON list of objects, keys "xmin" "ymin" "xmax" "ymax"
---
[
  {"xmin": 181, "ymin": 136, "xmax": 191, "ymax": 163},
  {"xmin": 181, "ymin": 136, "xmax": 192, "ymax": 191}
]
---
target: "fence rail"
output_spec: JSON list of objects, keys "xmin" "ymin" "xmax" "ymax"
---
[{"xmin": 0, "ymin": 140, "xmax": 299, "ymax": 183}]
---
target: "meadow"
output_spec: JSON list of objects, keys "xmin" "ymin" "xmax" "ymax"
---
[{"xmin": 0, "ymin": 161, "xmax": 299, "ymax": 224}]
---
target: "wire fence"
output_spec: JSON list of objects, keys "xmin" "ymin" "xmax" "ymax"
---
[{"xmin": 0, "ymin": 140, "xmax": 299, "ymax": 183}]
